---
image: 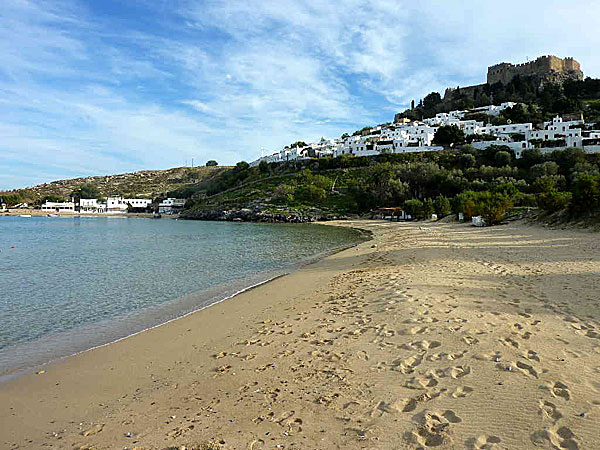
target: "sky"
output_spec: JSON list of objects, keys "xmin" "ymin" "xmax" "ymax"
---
[{"xmin": 1, "ymin": 0, "xmax": 599, "ymax": 190}]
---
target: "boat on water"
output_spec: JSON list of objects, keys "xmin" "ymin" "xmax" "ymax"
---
[
  {"xmin": 19, "ymin": 214, "xmax": 32, "ymax": 218},
  {"xmin": 47, "ymin": 214, "xmax": 59, "ymax": 218}
]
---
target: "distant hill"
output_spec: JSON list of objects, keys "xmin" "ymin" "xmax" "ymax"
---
[{"xmin": 1, "ymin": 166, "xmax": 230, "ymax": 204}]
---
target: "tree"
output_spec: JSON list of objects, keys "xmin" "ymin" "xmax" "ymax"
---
[
  {"xmin": 570, "ymin": 174, "xmax": 600, "ymax": 212},
  {"xmin": 434, "ymin": 196, "xmax": 451, "ymax": 217},
  {"xmin": 537, "ymin": 192, "xmax": 572, "ymax": 211},
  {"xmin": 433, "ymin": 125, "xmax": 465, "ymax": 146},
  {"xmin": 403, "ymin": 199, "xmax": 424, "ymax": 219},
  {"xmin": 72, "ymin": 183, "xmax": 101, "ymax": 200},
  {"xmin": 459, "ymin": 153, "xmax": 476, "ymax": 168},
  {"xmin": 235, "ymin": 161, "xmax": 250, "ymax": 171},
  {"xmin": 422, "ymin": 198, "xmax": 435, "ymax": 218},
  {"xmin": 206, "ymin": 160, "xmax": 218, "ymax": 166},
  {"xmin": 272, "ymin": 184, "xmax": 295, "ymax": 203},
  {"xmin": 296, "ymin": 185, "xmax": 326, "ymax": 203},
  {"xmin": 494, "ymin": 151, "xmax": 511, "ymax": 167},
  {"xmin": 477, "ymin": 192, "xmax": 513, "ymax": 225},
  {"xmin": 258, "ymin": 160, "xmax": 269, "ymax": 173}
]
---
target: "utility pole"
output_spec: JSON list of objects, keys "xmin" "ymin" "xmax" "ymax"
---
[{"xmin": 191, "ymin": 158, "xmax": 194, "ymax": 168}]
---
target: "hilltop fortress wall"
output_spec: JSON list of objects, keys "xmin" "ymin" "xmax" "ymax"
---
[
  {"xmin": 487, "ymin": 55, "xmax": 583, "ymax": 85},
  {"xmin": 441, "ymin": 55, "xmax": 583, "ymax": 103}
]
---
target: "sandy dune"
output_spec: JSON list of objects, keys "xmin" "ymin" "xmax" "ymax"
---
[{"xmin": 1, "ymin": 220, "xmax": 599, "ymax": 449}]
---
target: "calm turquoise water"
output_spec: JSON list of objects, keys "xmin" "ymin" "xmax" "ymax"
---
[{"xmin": 0, "ymin": 216, "xmax": 364, "ymax": 376}]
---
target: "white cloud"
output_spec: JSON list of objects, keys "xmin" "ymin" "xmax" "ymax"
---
[{"xmin": 1, "ymin": 0, "xmax": 599, "ymax": 189}]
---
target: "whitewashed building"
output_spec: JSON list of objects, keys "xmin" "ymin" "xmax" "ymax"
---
[
  {"xmin": 79, "ymin": 198, "xmax": 106, "ymax": 213},
  {"xmin": 106, "ymin": 197, "xmax": 152, "ymax": 213},
  {"xmin": 158, "ymin": 198, "xmax": 186, "ymax": 214},
  {"xmin": 41, "ymin": 201, "xmax": 75, "ymax": 212}
]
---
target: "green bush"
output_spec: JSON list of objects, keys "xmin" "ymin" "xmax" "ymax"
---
[
  {"xmin": 537, "ymin": 191, "xmax": 572, "ymax": 211},
  {"xmin": 570, "ymin": 174, "xmax": 600, "ymax": 212},
  {"xmin": 423, "ymin": 198, "xmax": 435, "ymax": 218},
  {"xmin": 434, "ymin": 195, "xmax": 451, "ymax": 217},
  {"xmin": 403, "ymin": 199, "xmax": 424, "ymax": 219},
  {"xmin": 296, "ymin": 185, "xmax": 326, "ymax": 203},
  {"xmin": 272, "ymin": 184, "xmax": 295, "ymax": 203},
  {"xmin": 477, "ymin": 192, "xmax": 513, "ymax": 225}
]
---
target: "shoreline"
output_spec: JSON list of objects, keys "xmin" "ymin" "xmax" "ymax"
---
[
  {"xmin": 0, "ymin": 222, "xmax": 370, "ymax": 382},
  {"xmin": 2, "ymin": 220, "xmax": 599, "ymax": 449}
]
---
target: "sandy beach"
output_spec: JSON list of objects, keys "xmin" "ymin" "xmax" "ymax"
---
[{"xmin": 1, "ymin": 220, "xmax": 599, "ymax": 449}]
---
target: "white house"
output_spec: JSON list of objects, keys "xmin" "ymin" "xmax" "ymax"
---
[
  {"xmin": 526, "ymin": 116, "xmax": 583, "ymax": 148},
  {"xmin": 158, "ymin": 198, "xmax": 186, "ymax": 214},
  {"xmin": 41, "ymin": 201, "xmax": 75, "ymax": 212},
  {"xmin": 106, "ymin": 197, "xmax": 152, "ymax": 213},
  {"xmin": 79, "ymin": 198, "xmax": 106, "ymax": 213}
]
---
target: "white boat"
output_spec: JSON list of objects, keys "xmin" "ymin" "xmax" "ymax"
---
[
  {"xmin": 19, "ymin": 214, "xmax": 32, "ymax": 218},
  {"xmin": 47, "ymin": 214, "xmax": 59, "ymax": 218}
]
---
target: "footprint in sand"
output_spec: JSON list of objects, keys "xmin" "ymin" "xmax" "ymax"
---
[
  {"xmin": 401, "ymin": 326, "xmax": 429, "ymax": 335},
  {"xmin": 401, "ymin": 340, "xmax": 441, "ymax": 351},
  {"xmin": 405, "ymin": 374, "xmax": 439, "ymax": 389},
  {"xmin": 392, "ymin": 354, "xmax": 423, "ymax": 374},
  {"xmin": 427, "ymin": 351, "xmax": 467, "ymax": 362},
  {"xmin": 450, "ymin": 365, "xmax": 472, "ymax": 379},
  {"xmin": 405, "ymin": 410, "xmax": 462, "ymax": 447},
  {"xmin": 550, "ymin": 381, "xmax": 571, "ymax": 401},
  {"xmin": 538, "ymin": 400, "xmax": 563, "ymax": 423},
  {"xmin": 450, "ymin": 386, "xmax": 474, "ymax": 398},
  {"xmin": 531, "ymin": 426, "xmax": 580, "ymax": 450},
  {"xmin": 522, "ymin": 350, "xmax": 541, "ymax": 362},
  {"xmin": 462, "ymin": 336, "xmax": 479, "ymax": 345},
  {"xmin": 81, "ymin": 423, "xmax": 104, "ymax": 437},
  {"xmin": 500, "ymin": 337, "xmax": 520, "ymax": 349},
  {"xmin": 466, "ymin": 435, "xmax": 502, "ymax": 449},
  {"xmin": 397, "ymin": 391, "xmax": 443, "ymax": 413},
  {"xmin": 502, "ymin": 361, "xmax": 540, "ymax": 378}
]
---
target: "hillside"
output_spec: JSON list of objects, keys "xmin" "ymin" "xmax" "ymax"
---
[
  {"xmin": 181, "ymin": 148, "xmax": 600, "ymax": 224},
  {"xmin": 1, "ymin": 166, "xmax": 230, "ymax": 205}
]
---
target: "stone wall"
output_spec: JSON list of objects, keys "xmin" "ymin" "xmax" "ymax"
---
[{"xmin": 487, "ymin": 55, "xmax": 583, "ymax": 85}]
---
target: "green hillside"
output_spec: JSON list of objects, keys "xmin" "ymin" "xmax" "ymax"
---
[{"xmin": 182, "ymin": 148, "xmax": 600, "ymax": 224}]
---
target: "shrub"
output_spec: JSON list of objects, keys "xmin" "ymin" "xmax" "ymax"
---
[
  {"xmin": 537, "ymin": 192, "xmax": 572, "ymax": 211},
  {"xmin": 272, "ymin": 184, "xmax": 295, "ymax": 203},
  {"xmin": 494, "ymin": 151, "xmax": 511, "ymax": 167},
  {"xmin": 423, "ymin": 198, "xmax": 435, "ymax": 218},
  {"xmin": 570, "ymin": 174, "xmax": 600, "ymax": 212},
  {"xmin": 433, "ymin": 125, "xmax": 465, "ymax": 146},
  {"xmin": 296, "ymin": 185, "xmax": 326, "ymax": 203},
  {"xmin": 477, "ymin": 192, "xmax": 513, "ymax": 225},
  {"xmin": 434, "ymin": 196, "xmax": 451, "ymax": 217},
  {"xmin": 403, "ymin": 199, "xmax": 424, "ymax": 219}
]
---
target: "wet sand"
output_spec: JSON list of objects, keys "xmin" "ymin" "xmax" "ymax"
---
[{"xmin": 1, "ymin": 220, "xmax": 599, "ymax": 449}]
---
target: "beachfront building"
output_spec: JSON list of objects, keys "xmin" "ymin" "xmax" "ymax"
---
[
  {"xmin": 41, "ymin": 201, "xmax": 75, "ymax": 212},
  {"xmin": 79, "ymin": 198, "xmax": 106, "ymax": 213},
  {"xmin": 106, "ymin": 197, "xmax": 152, "ymax": 213},
  {"xmin": 158, "ymin": 198, "xmax": 186, "ymax": 214}
]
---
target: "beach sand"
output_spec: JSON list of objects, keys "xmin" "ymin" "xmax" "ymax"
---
[{"xmin": 1, "ymin": 220, "xmax": 599, "ymax": 449}]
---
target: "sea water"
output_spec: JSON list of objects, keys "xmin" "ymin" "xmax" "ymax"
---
[{"xmin": 0, "ymin": 216, "xmax": 364, "ymax": 377}]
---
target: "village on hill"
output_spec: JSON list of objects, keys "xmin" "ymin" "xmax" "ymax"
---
[{"xmin": 251, "ymin": 56, "xmax": 599, "ymax": 167}]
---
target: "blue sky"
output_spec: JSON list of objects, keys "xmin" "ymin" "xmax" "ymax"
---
[{"xmin": 1, "ymin": 0, "xmax": 599, "ymax": 190}]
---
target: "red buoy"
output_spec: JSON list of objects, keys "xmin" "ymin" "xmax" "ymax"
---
[{"xmin": 11, "ymin": 246, "xmax": 16, "ymax": 248}]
